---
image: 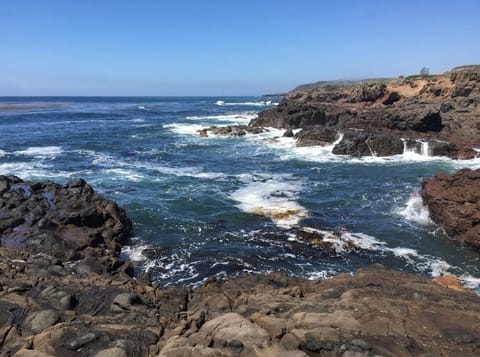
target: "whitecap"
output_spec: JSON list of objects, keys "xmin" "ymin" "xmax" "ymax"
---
[
  {"xmin": 14, "ymin": 146, "xmax": 63, "ymax": 159},
  {"xmin": 102, "ymin": 168, "xmax": 144, "ymax": 182},
  {"xmin": 163, "ymin": 123, "xmax": 205, "ymax": 136},
  {"xmin": 185, "ymin": 112, "xmax": 257, "ymax": 124},
  {"xmin": 230, "ymin": 177, "xmax": 309, "ymax": 228},
  {"xmin": 150, "ymin": 165, "xmax": 225, "ymax": 179},
  {"xmin": 0, "ymin": 149, "xmax": 6, "ymax": 157},
  {"xmin": 221, "ymin": 101, "xmax": 279, "ymax": 106}
]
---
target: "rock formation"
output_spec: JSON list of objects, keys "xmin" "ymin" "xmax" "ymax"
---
[
  {"xmin": 246, "ymin": 65, "xmax": 480, "ymax": 159},
  {"xmin": 421, "ymin": 168, "xmax": 480, "ymax": 249}
]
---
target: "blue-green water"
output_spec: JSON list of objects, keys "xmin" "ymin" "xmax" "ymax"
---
[{"xmin": 1, "ymin": 96, "xmax": 479, "ymax": 288}]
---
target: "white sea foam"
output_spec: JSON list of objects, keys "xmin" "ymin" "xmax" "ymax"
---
[
  {"xmin": 0, "ymin": 150, "xmax": 6, "ymax": 157},
  {"xmin": 298, "ymin": 227, "xmax": 385, "ymax": 253},
  {"xmin": 459, "ymin": 274, "xmax": 480, "ymax": 290},
  {"xmin": 137, "ymin": 106, "xmax": 146, "ymax": 110},
  {"xmin": 120, "ymin": 244, "xmax": 149, "ymax": 261},
  {"xmin": 130, "ymin": 118, "xmax": 145, "ymax": 123},
  {"xmin": 397, "ymin": 194, "xmax": 432, "ymax": 225},
  {"xmin": 14, "ymin": 146, "xmax": 63, "ymax": 159},
  {"xmin": 150, "ymin": 165, "xmax": 225, "ymax": 179},
  {"xmin": 185, "ymin": 112, "xmax": 257, "ymax": 124},
  {"xmin": 102, "ymin": 168, "xmax": 145, "ymax": 182},
  {"xmin": 296, "ymin": 225, "xmax": 462, "ymax": 280},
  {"xmin": 230, "ymin": 177, "xmax": 309, "ymax": 228},
  {"xmin": 217, "ymin": 101, "xmax": 279, "ymax": 107},
  {"xmin": 0, "ymin": 161, "xmax": 74, "ymax": 180},
  {"xmin": 163, "ymin": 123, "xmax": 205, "ymax": 136}
]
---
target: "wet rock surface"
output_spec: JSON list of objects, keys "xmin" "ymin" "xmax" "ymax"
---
[
  {"xmin": 422, "ymin": 168, "xmax": 480, "ymax": 248},
  {"xmin": 1, "ymin": 177, "xmax": 480, "ymax": 356},
  {"xmin": 0, "ymin": 175, "xmax": 133, "ymax": 275}
]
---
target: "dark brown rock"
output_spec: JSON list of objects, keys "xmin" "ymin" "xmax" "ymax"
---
[
  {"xmin": 421, "ymin": 168, "xmax": 480, "ymax": 248},
  {"xmin": 332, "ymin": 131, "xmax": 404, "ymax": 157},
  {"xmin": 295, "ymin": 127, "xmax": 338, "ymax": 146},
  {"xmin": 0, "ymin": 176, "xmax": 133, "ymax": 273}
]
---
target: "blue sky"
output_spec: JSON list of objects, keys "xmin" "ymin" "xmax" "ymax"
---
[{"xmin": 1, "ymin": 0, "xmax": 479, "ymax": 96}]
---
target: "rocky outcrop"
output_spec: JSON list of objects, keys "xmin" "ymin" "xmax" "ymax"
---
[
  {"xmin": 198, "ymin": 125, "xmax": 266, "ymax": 137},
  {"xmin": 294, "ymin": 126, "xmax": 337, "ymax": 147},
  {"xmin": 421, "ymin": 168, "xmax": 480, "ymax": 249},
  {"xmin": 332, "ymin": 131, "xmax": 404, "ymax": 157},
  {"xmin": 0, "ymin": 175, "xmax": 133, "ymax": 274},
  {"xmin": 247, "ymin": 65, "xmax": 480, "ymax": 159},
  {"xmin": 451, "ymin": 65, "xmax": 480, "ymax": 97},
  {"xmin": 249, "ymin": 102, "xmax": 329, "ymax": 129},
  {"xmin": 2, "ymin": 177, "xmax": 480, "ymax": 356}
]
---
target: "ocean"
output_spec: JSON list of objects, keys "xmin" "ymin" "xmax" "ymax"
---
[{"xmin": 1, "ymin": 96, "xmax": 480, "ymax": 290}]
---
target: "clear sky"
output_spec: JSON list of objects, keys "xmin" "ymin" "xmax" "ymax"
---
[{"xmin": 1, "ymin": 0, "xmax": 479, "ymax": 96}]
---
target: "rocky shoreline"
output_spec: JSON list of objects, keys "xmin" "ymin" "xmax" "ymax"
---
[
  {"xmin": 199, "ymin": 65, "xmax": 480, "ymax": 160},
  {"xmin": 1, "ymin": 175, "xmax": 480, "ymax": 356}
]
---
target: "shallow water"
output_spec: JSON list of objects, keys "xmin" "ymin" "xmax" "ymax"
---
[{"xmin": 1, "ymin": 96, "xmax": 479, "ymax": 289}]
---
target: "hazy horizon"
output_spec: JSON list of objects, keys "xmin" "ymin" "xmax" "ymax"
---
[{"xmin": 2, "ymin": 0, "xmax": 479, "ymax": 96}]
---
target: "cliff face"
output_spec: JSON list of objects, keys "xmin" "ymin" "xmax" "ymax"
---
[{"xmin": 250, "ymin": 65, "xmax": 480, "ymax": 158}]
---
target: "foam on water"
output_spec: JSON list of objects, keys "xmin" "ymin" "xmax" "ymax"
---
[
  {"xmin": 0, "ymin": 150, "xmax": 6, "ymax": 157},
  {"xmin": 163, "ymin": 123, "xmax": 205, "ymax": 136},
  {"xmin": 120, "ymin": 244, "xmax": 149, "ymax": 261},
  {"xmin": 230, "ymin": 176, "xmax": 309, "ymax": 228},
  {"xmin": 185, "ymin": 112, "xmax": 257, "ymax": 124},
  {"xmin": 216, "ymin": 100, "xmax": 279, "ymax": 107},
  {"xmin": 149, "ymin": 164, "xmax": 225, "ymax": 180},
  {"xmin": 102, "ymin": 168, "xmax": 145, "ymax": 182},
  {"xmin": 397, "ymin": 194, "xmax": 432, "ymax": 225},
  {"xmin": 14, "ymin": 146, "xmax": 63, "ymax": 159},
  {"xmin": 295, "ymin": 225, "xmax": 467, "ymax": 281},
  {"xmin": 0, "ymin": 162, "xmax": 65, "ymax": 180}
]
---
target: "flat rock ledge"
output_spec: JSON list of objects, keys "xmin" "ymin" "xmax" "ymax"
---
[
  {"xmin": 1, "ymin": 177, "xmax": 480, "ymax": 356},
  {"xmin": 422, "ymin": 168, "xmax": 480, "ymax": 249}
]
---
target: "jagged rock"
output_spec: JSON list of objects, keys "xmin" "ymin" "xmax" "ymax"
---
[
  {"xmin": 250, "ymin": 102, "xmax": 327, "ymax": 129},
  {"xmin": 0, "ymin": 176, "xmax": 133, "ymax": 274},
  {"xmin": 451, "ymin": 65, "xmax": 480, "ymax": 97},
  {"xmin": 421, "ymin": 168, "xmax": 480, "ymax": 248},
  {"xmin": 332, "ymin": 131, "xmax": 404, "ymax": 157},
  {"xmin": 295, "ymin": 127, "xmax": 337, "ymax": 146},
  {"xmin": 350, "ymin": 82, "xmax": 386, "ymax": 103},
  {"xmin": 249, "ymin": 65, "xmax": 480, "ymax": 158},
  {"xmin": 199, "ymin": 125, "xmax": 265, "ymax": 137}
]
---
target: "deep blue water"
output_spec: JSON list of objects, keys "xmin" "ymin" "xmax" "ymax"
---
[{"xmin": 1, "ymin": 96, "xmax": 479, "ymax": 289}]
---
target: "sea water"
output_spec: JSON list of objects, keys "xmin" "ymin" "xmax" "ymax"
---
[{"xmin": 1, "ymin": 96, "xmax": 480, "ymax": 289}]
